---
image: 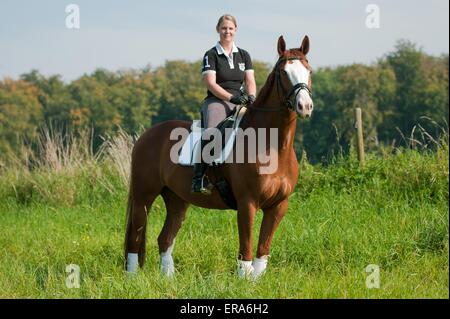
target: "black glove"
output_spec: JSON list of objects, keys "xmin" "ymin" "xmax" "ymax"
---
[
  {"xmin": 229, "ymin": 93, "xmax": 249, "ymax": 105},
  {"xmin": 248, "ymin": 94, "xmax": 256, "ymax": 104}
]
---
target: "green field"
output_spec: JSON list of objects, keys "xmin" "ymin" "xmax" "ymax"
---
[{"xmin": 0, "ymin": 137, "xmax": 448, "ymax": 298}]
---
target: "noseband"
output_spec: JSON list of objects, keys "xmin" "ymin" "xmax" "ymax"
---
[
  {"xmin": 276, "ymin": 56, "xmax": 313, "ymax": 111},
  {"xmin": 247, "ymin": 56, "xmax": 312, "ymax": 113}
]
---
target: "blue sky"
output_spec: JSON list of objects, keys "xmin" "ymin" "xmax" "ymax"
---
[{"xmin": 0, "ymin": 0, "xmax": 448, "ymax": 81}]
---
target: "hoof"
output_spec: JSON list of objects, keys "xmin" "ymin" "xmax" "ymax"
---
[{"xmin": 237, "ymin": 260, "xmax": 254, "ymax": 279}]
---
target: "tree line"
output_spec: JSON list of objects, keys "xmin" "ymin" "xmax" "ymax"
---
[{"xmin": 0, "ymin": 40, "xmax": 448, "ymax": 164}]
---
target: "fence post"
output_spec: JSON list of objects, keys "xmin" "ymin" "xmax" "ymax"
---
[{"xmin": 355, "ymin": 108, "xmax": 365, "ymax": 166}]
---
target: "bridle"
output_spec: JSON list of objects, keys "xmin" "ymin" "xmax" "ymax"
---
[{"xmin": 247, "ymin": 56, "xmax": 312, "ymax": 113}]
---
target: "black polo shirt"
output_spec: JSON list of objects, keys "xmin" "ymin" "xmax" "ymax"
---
[{"xmin": 201, "ymin": 42, "xmax": 253, "ymax": 99}]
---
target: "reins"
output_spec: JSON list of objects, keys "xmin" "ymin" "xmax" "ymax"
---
[{"xmin": 246, "ymin": 104, "xmax": 287, "ymax": 112}]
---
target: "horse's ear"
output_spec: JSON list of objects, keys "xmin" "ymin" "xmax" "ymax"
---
[
  {"xmin": 300, "ymin": 35, "xmax": 310, "ymax": 55},
  {"xmin": 277, "ymin": 36, "xmax": 286, "ymax": 56}
]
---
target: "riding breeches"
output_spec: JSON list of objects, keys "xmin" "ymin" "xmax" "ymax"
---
[{"xmin": 201, "ymin": 96, "xmax": 237, "ymax": 128}]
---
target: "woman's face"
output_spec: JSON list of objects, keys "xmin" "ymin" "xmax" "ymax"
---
[{"xmin": 218, "ymin": 19, "xmax": 236, "ymax": 43}]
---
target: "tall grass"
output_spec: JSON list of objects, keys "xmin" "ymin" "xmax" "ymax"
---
[{"xmin": 0, "ymin": 127, "xmax": 134, "ymax": 207}]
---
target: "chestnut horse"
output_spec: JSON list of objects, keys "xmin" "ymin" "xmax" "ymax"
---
[{"xmin": 124, "ymin": 35, "xmax": 313, "ymax": 279}]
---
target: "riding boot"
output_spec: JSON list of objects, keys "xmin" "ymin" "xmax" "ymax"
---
[
  {"xmin": 191, "ymin": 162, "xmax": 211, "ymax": 195},
  {"xmin": 191, "ymin": 132, "xmax": 212, "ymax": 194}
]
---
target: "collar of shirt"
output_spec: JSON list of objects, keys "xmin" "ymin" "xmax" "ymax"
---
[
  {"xmin": 215, "ymin": 42, "xmax": 239, "ymax": 69},
  {"xmin": 215, "ymin": 42, "xmax": 239, "ymax": 56}
]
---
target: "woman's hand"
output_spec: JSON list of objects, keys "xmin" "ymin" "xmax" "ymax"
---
[{"xmin": 229, "ymin": 93, "xmax": 249, "ymax": 105}]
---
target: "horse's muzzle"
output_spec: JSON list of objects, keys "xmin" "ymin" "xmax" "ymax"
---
[{"xmin": 297, "ymin": 101, "xmax": 313, "ymax": 119}]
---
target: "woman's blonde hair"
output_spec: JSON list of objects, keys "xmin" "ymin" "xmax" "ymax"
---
[{"xmin": 216, "ymin": 14, "xmax": 237, "ymax": 32}]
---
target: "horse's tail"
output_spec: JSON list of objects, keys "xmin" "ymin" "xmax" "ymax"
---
[{"xmin": 124, "ymin": 182, "xmax": 134, "ymax": 269}]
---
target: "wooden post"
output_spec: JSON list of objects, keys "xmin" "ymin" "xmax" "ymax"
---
[{"xmin": 355, "ymin": 108, "xmax": 365, "ymax": 166}]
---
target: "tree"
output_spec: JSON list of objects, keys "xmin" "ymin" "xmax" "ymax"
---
[
  {"xmin": 382, "ymin": 40, "xmax": 448, "ymax": 146},
  {"xmin": 21, "ymin": 70, "xmax": 75, "ymax": 130},
  {"xmin": 152, "ymin": 60, "xmax": 205, "ymax": 123},
  {"xmin": 0, "ymin": 79, "xmax": 43, "ymax": 157}
]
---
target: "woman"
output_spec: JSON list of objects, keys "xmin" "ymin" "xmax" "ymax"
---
[{"xmin": 191, "ymin": 14, "xmax": 257, "ymax": 194}]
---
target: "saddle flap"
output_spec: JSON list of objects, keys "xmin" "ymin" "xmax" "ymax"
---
[
  {"xmin": 178, "ymin": 120, "xmax": 202, "ymax": 166},
  {"xmin": 177, "ymin": 106, "xmax": 247, "ymax": 167}
]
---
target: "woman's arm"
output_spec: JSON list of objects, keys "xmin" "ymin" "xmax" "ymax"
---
[
  {"xmin": 203, "ymin": 72, "xmax": 234, "ymax": 101},
  {"xmin": 244, "ymin": 71, "xmax": 256, "ymax": 96}
]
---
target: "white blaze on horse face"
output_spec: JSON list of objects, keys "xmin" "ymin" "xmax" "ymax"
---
[{"xmin": 284, "ymin": 60, "xmax": 313, "ymax": 116}]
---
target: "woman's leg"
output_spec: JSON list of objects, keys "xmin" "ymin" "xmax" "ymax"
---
[
  {"xmin": 192, "ymin": 97, "xmax": 236, "ymax": 194},
  {"xmin": 202, "ymin": 97, "xmax": 236, "ymax": 128}
]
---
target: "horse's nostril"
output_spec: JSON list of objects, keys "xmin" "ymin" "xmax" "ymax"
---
[{"xmin": 298, "ymin": 103, "xmax": 303, "ymax": 111}]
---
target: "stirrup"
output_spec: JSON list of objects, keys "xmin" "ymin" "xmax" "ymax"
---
[
  {"xmin": 199, "ymin": 175, "xmax": 212, "ymax": 195},
  {"xmin": 191, "ymin": 175, "xmax": 214, "ymax": 195},
  {"xmin": 192, "ymin": 175, "xmax": 212, "ymax": 195}
]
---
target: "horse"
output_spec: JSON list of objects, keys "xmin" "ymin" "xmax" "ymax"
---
[{"xmin": 124, "ymin": 35, "xmax": 314, "ymax": 279}]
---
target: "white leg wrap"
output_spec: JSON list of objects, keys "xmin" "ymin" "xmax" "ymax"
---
[
  {"xmin": 160, "ymin": 242, "xmax": 175, "ymax": 277},
  {"xmin": 237, "ymin": 260, "xmax": 254, "ymax": 279},
  {"xmin": 126, "ymin": 253, "xmax": 139, "ymax": 274},
  {"xmin": 252, "ymin": 255, "xmax": 269, "ymax": 280}
]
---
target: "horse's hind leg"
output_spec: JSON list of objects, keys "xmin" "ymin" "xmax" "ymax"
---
[
  {"xmin": 125, "ymin": 196, "xmax": 155, "ymax": 267},
  {"xmin": 158, "ymin": 188, "xmax": 189, "ymax": 277}
]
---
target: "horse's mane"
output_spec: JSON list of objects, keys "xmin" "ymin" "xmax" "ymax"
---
[{"xmin": 252, "ymin": 69, "xmax": 276, "ymax": 107}]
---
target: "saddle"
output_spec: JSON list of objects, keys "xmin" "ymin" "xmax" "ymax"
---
[
  {"xmin": 176, "ymin": 106, "xmax": 247, "ymax": 210},
  {"xmin": 177, "ymin": 106, "xmax": 247, "ymax": 167}
]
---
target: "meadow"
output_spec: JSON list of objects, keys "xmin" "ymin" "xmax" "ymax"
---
[{"xmin": 0, "ymin": 130, "xmax": 448, "ymax": 298}]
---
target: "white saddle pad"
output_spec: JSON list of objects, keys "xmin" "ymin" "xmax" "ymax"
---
[{"xmin": 178, "ymin": 106, "xmax": 247, "ymax": 166}]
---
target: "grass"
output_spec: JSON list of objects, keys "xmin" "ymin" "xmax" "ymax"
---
[{"xmin": 0, "ymin": 130, "xmax": 448, "ymax": 298}]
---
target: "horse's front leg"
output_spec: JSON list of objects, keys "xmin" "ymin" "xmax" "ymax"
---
[
  {"xmin": 236, "ymin": 201, "xmax": 257, "ymax": 278},
  {"xmin": 254, "ymin": 199, "xmax": 289, "ymax": 279}
]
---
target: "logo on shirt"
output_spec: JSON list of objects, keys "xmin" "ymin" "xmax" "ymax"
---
[
  {"xmin": 238, "ymin": 63, "xmax": 245, "ymax": 71},
  {"xmin": 204, "ymin": 56, "xmax": 211, "ymax": 68}
]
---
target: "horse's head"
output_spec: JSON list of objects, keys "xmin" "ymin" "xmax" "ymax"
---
[{"xmin": 276, "ymin": 35, "xmax": 313, "ymax": 119}]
